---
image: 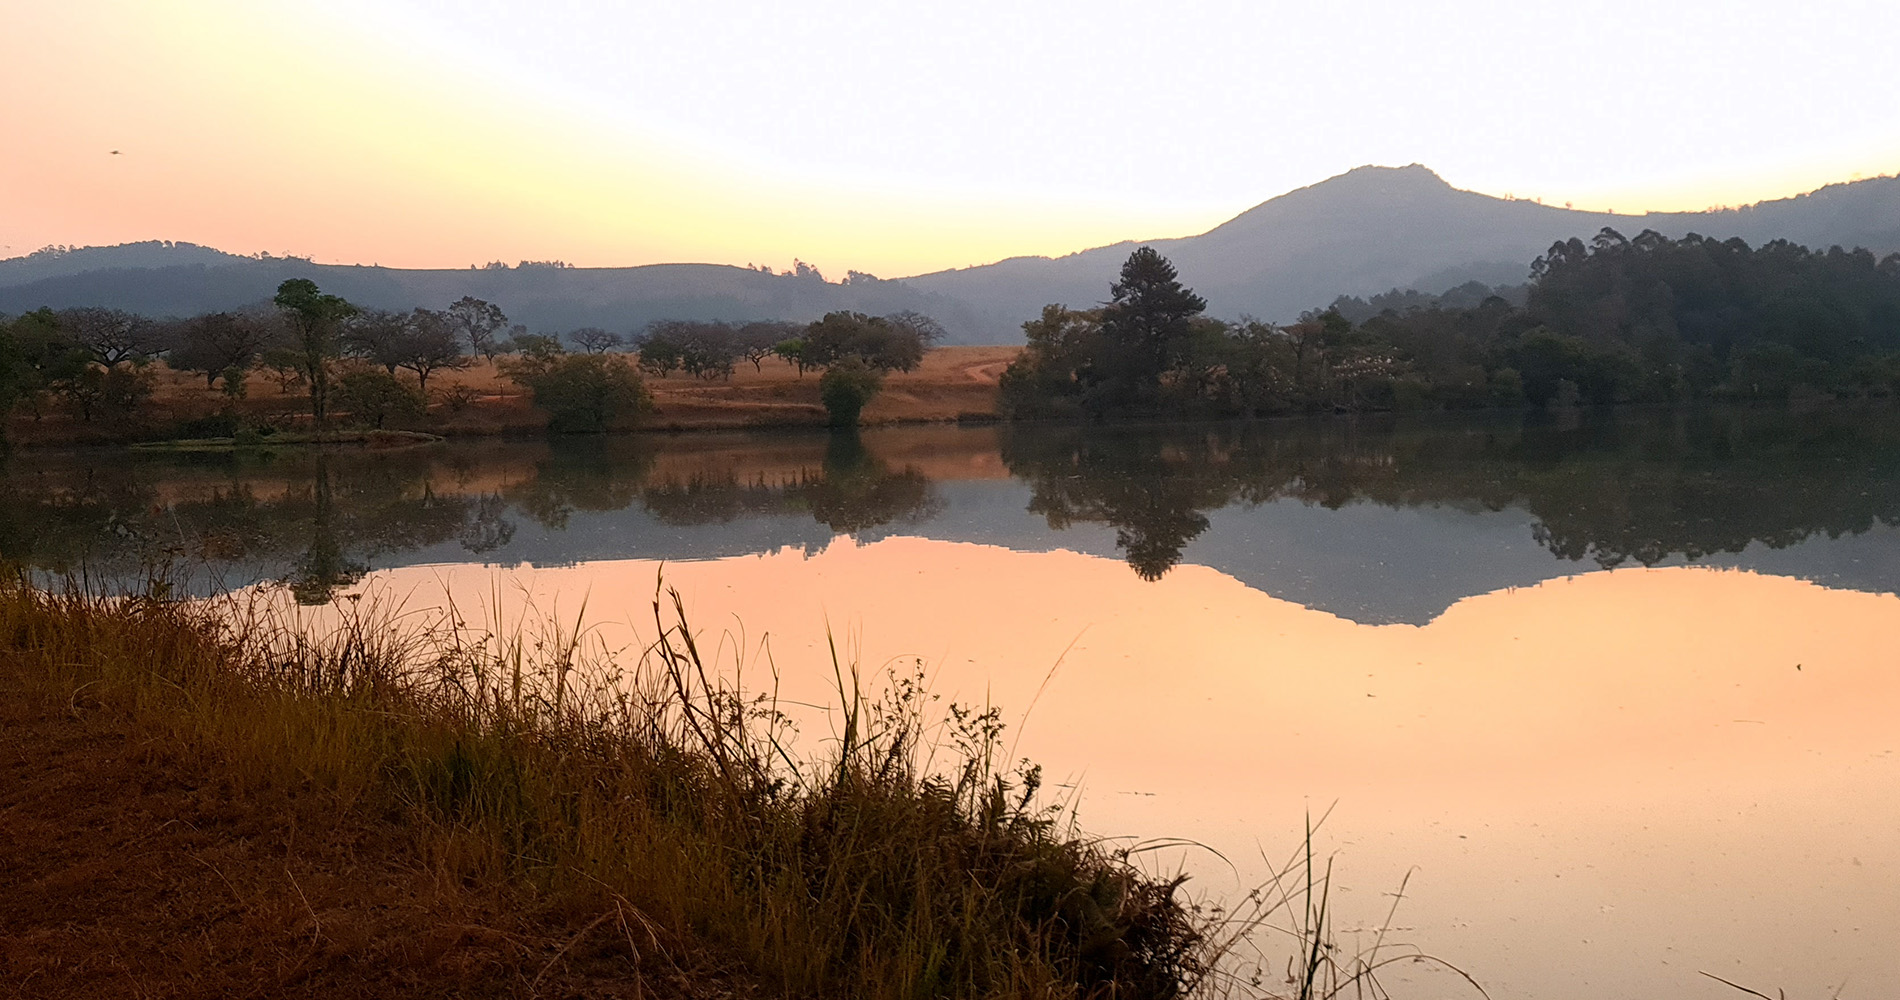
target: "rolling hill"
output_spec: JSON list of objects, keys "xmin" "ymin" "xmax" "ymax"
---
[
  {"xmin": 903, "ymin": 164, "xmax": 1900, "ymax": 335},
  {"xmin": 5, "ymin": 165, "xmax": 1896, "ymax": 343},
  {"xmin": 0, "ymin": 251, "xmax": 985, "ymax": 342}
]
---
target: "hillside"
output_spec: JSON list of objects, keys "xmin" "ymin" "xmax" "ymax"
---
[
  {"xmin": 0, "ymin": 250, "xmax": 990, "ymax": 343},
  {"xmin": 904, "ymin": 165, "xmax": 1900, "ymax": 334},
  {"xmin": 5, "ymin": 166, "xmax": 1897, "ymax": 342}
]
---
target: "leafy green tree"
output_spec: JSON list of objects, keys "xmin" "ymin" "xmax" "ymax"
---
[
  {"xmin": 273, "ymin": 278, "xmax": 359, "ymax": 427},
  {"xmin": 0, "ymin": 309, "xmax": 88, "ymax": 425},
  {"xmin": 639, "ymin": 320, "xmax": 738, "ymax": 379},
  {"xmin": 772, "ymin": 337, "xmax": 813, "ymax": 376},
  {"xmin": 998, "ymin": 305, "xmax": 1102, "ymax": 418},
  {"xmin": 819, "ymin": 357, "xmax": 883, "ymax": 427},
  {"xmin": 804, "ymin": 311, "xmax": 928, "ymax": 372}
]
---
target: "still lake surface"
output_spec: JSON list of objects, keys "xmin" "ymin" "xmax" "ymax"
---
[{"xmin": 6, "ymin": 407, "xmax": 1898, "ymax": 999}]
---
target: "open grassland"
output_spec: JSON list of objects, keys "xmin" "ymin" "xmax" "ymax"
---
[
  {"xmin": 1, "ymin": 347, "xmax": 1020, "ymax": 448},
  {"xmin": 0, "ymin": 576, "xmax": 1225, "ymax": 1000}
]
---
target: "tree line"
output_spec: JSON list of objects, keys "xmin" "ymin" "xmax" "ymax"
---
[
  {"xmin": 0, "ymin": 278, "xmax": 946, "ymax": 442},
  {"xmin": 1001, "ymin": 231, "xmax": 1900, "ymax": 419}
]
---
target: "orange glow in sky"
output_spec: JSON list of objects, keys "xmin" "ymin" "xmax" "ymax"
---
[{"xmin": 5, "ymin": 0, "xmax": 1898, "ymax": 276}]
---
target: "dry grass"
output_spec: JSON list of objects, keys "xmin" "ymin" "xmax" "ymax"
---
[
  {"xmin": 0, "ymin": 573, "xmax": 1218, "ymax": 999},
  {"xmin": 2, "ymin": 347, "xmax": 1019, "ymax": 447}
]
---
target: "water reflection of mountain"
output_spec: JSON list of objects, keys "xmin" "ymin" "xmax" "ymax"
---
[{"xmin": 4, "ymin": 409, "xmax": 1899, "ymax": 622}]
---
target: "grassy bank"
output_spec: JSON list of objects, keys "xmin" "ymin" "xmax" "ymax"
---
[
  {"xmin": 0, "ymin": 575, "xmax": 1215, "ymax": 999},
  {"xmin": 1, "ymin": 348, "xmax": 1019, "ymax": 448}
]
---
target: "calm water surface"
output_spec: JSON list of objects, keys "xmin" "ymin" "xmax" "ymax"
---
[{"xmin": 6, "ymin": 408, "xmax": 1898, "ymax": 999}]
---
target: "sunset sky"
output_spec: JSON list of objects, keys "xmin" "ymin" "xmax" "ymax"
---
[{"xmin": 4, "ymin": 0, "xmax": 1897, "ymax": 277}]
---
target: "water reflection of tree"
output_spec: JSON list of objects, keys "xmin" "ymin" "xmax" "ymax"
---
[
  {"xmin": 999, "ymin": 409, "xmax": 1900, "ymax": 581},
  {"xmin": 640, "ymin": 431, "xmax": 943, "ymax": 535},
  {"xmin": 1000, "ymin": 428, "xmax": 1233, "ymax": 580},
  {"xmin": 0, "ymin": 449, "xmax": 516, "ymax": 603},
  {"xmin": 503, "ymin": 438, "xmax": 655, "ymax": 530},
  {"xmin": 797, "ymin": 431, "xmax": 944, "ymax": 534},
  {"xmin": 10, "ymin": 410, "xmax": 1900, "ymax": 593}
]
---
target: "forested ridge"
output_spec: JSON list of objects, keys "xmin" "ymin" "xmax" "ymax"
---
[{"xmin": 1001, "ymin": 229, "xmax": 1900, "ymax": 419}]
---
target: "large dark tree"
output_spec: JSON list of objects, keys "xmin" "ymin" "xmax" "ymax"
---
[
  {"xmin": 447, "ymin": 296, "xmax": 508, "ymax": 361},
  {"xmin": 803, "ymin": 311, "xmax": 930, "ymax": 372},
  {"xmin": 1102, "ymin": 247, "xmax": 1208, "ymax": 376},
  {"xmin": 59, "ymin": 306, "xmax": 161, "ymax": 368},
  {"xmin": 274, "ymin": 278, "xmax": 358, "ymax": 427},
  {"xmin": 169, "ymin": 311, "xmax": 270, "ymax": 389},
  {"xmin": 394, "ymin": 309, "xmax": 467, "ymax": 394},
  {"xmin": 1002, "ymin": 247, "xmax": 1207, "ymax": 417}
]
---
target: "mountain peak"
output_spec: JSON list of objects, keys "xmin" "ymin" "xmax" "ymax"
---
[
  {"xmin": 1337, "ymin": 162, "xmax": 1449, "ymax": 183},
  {"xmin": 1293, "ymin": 163, "xmax": 1458, "ymax": 201}
]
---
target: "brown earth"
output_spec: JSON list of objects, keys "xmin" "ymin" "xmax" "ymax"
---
[
  {"xmin": 0, "ymin": 689, "xmax": 747, "ymax": 1000},
  {"xmin": 1, "ymin": 347, "xmax": 1021, "ymax": 448}
]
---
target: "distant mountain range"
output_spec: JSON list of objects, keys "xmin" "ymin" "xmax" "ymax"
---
[
  {"xmin": 904, "ymin": 165, "xmax": 1900, "ymax": 333},
  {"xmin": 5, "ymin": 165, "xmax": 1897, "ymax": 343}
]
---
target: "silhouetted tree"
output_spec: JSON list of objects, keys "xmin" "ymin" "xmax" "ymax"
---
[
  {"xmin": 59, "ymin": 306, "xmax": 161, "ymax": 368},
  {"xmin": 392, "ymin": 309, "xmax": 468, "ymax": 394},
  {"xmin": 273, "ymin": 278, "xmax": 358, "ymax": 426},
  {"xmin": 1091, "ymin": 247, "xmax": 1208, "ymax": 411},
  {"xmin": 169, "ymin": 311, "xmax": 269, "ymax": 389},
  {"xmin": 736, "ymin": 320, "xmax": 799, "ymax": 372},
  {"xmin": 570, "ymin": 327, "xmax": 624, "ymax": 354},
  {"xmin": 447, "ymin": 296, "xmax": 508, "ymax": 361}
]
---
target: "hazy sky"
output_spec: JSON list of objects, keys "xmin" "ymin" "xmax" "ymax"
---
[{"xmin": 4, "ymin": 0, "xmax": 1897, "ymax": 276}]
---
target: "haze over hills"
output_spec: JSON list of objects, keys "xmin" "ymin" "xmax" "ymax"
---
[
  {"xmin": 904, "ymin": 164, "xmax": 1900, "ymax": 333},
  {"xmin": 5, "ymin": 165, "xmax": 1897, "ymax": 343},
  {"xmin": 0, "ymin": 251, "xmax": 984, "ymax": 342}
]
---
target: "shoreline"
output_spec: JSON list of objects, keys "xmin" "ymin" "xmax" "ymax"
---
[
  {"xmin": 0, "ymin": 345, "xmax": 1020, "ymax": 450},
  {"xmin": 0, "ymin": 577, "xmax": 1222, "ymax": 999}
]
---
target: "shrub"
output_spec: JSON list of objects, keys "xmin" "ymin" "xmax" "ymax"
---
[
  {"xmin": 508, "ymin": 353, "xmax": 651, "ymax": 433},
  {"xmin": 819, "ymin": 357, "xmax": 883, "ymax": 427},
  {"xmin": 335, "ymin": 366, "xmax": 424, "ymax": 429}
]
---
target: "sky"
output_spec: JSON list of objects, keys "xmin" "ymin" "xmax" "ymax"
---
[{"xmin": 3, "ymin": 0, "xmax": 1897, "ymax": 278}]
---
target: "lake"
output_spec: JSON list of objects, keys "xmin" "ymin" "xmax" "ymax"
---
[{"xmin": 6, "ymin": 406, "xmax": 1898, "ymax": 999}]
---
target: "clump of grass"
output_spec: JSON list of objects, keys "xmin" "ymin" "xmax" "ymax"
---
[{"xmin": 0, "ymin": 572, "xmax": 1215, "ymax": 998}]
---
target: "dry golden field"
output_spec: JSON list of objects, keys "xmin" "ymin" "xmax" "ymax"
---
[{"xmin": 2, "ymin": 346, "xmax": 1022, "ymax": 447}]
